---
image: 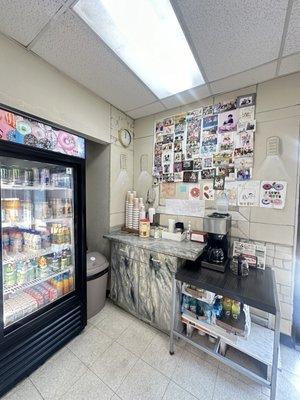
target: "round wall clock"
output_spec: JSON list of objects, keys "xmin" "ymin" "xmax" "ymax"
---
[{"xmin": 118, "ymin": 128, "xmax": 132, "ymax": 148}]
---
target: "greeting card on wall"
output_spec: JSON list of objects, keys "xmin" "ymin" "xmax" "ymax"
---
[
  {"xmin": 202, "ymin": 182, "xmax": 214, "ymax": 200},
  {"xmin": 238, "ymin": 181, "xmax": 260, "ymax": 206},
  {"xmin": 259, "ymin": 181, "xmax": 287, "ymax": 209},
  {"xmin": 224, "ymin": 181, "xmax": 238, "ymax": 205}
]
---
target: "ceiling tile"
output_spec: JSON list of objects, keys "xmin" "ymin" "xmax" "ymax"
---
[
  {"xmin": 279, "ymin": 53, "xmax": 300, "ymax": 75},
  {"xmin": 31, "ymin": 10, "xmax": 157, "ymax": 111},
  {"xmin": 126, "ymin": 102, "xmax": 166, "ymax": 119},
  {"xmin": 210, "ymin": 62, "xmax": 277, "ymax": 95},
  {"xmin": 161, "ymin": 84, "xmax": 210, "ymax": 109},
  {"xmin": 0, "ymin": 0, "xmax": 64, "ymax": 46},
  {"xmin": 172, "ymin": 0, "xmax": 288, "ymax": 81},
  {"xmin": 283, "ymin": 0, "xmax": 300, "ymax": 55}
]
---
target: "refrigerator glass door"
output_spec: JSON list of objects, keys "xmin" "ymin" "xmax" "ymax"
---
[{"xmin": 1, "ymin": 157, "xmax": 75, "ymax": 328}]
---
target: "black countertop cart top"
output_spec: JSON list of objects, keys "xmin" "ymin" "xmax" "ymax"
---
[{"xmin": 176, "ymin": 261, "xmax": 278, "ymax": 315}]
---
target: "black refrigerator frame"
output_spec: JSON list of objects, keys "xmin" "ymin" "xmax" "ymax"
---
[{"xmin": 0, "ymin": 133, "xmax": 87, "ymax": 396}]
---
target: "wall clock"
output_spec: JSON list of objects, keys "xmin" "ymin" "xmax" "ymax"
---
[{"xmin": 118, "ymin": 128, "xmax": 132, "ymax": 148}]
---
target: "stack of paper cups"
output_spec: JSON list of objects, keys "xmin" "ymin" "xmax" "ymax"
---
[
  {"xmin": 125, "ymin": 200, "xmax": 129, "ymax": 228},
  {"xmin": 128, "ymin": 202, "xmax": 133, "ymax": 228},
  {"xmin": 133, "ymin": 197, "xmax": 139, "ymax": 230}
]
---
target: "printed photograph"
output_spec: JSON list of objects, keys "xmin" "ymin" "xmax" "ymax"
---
[
  {"xmin": 201, "ymin": 168, "xmax": 215, "ymax": 180},
  {"xmin": 238, "ymin": 106, "xmax": 255, "ymax": 122},
  {"xmin": 155, "ymin": 121, "xmax": 164, "ymax": 133},
  {"xmin": 174, "ymin": 162, "xmax": 183, "ymax": 172},
  {"xmin": 235, "ymin": 157, "xmax": 253, "ymax": 181},
  {"xmin": 203, "ymin": 105, "xmax": 213, "ymax": 116},
  {"xmin": 218, "ymin": 131, "xmax": 235, "ymax": 151},
  {"xmin": 163, "ymin": 124, "xmax": 175, "ymax": 135},
  {"xmin": 213, "ymin": 99, "xmax": 237, "ymax": 114},
  {"xmin": 202, "ymin": 114, "xmax": 218, "ymax": 130},
  {"xmin": 237, "ymin": 93, "xmax": 256, "ymax": 108},
  {"xmin": 163, "ymin": 117, "xmax": 174, "ymax": 126},
  {"xmin": 174, "ymin": 140, "xmax": 183, "ymax": 152},
  {"xmin": 183, "ymin": 160, "xmax": 194, "ymax": 170},
  {"xmin": 162, "ymin": 134, "xmax": 174, "ymax": 144},
  {"xmin": 174, "ymin": 152, "xmax": 183, "ymax": 162},
  {"xmin": 183, "ymin": 171, "xmax": 199, "ymax": 183},
  {"xmin": 174, "ymin": 172, "xmax": 183, "ymax": 182},
  {"xmin": 187, "ymin": 108, "xmax": 203, "ymax": 121},
  {"xmin": 202, "ymin": 156, "xmax": 213, "ymax": 169},
  {"xmin": 213, "ymin": 152, "xmax": 233, "ymax": 167},
  {"xmin": 200, "ymin": 129, "xmax": 218, "ymax": 156},
  {"xmin": 213, "ymin": 174, "xmax": 225, "ymax": 190},
  {"xmin": 193, "ymin": 158, "xmax": 202, "ymax": 170},
  {"xmin": 218, "ymin": 109, "xmax": 238, "ymax": 133}
]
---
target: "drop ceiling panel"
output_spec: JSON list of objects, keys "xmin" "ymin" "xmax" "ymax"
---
[
  {"xmin": 172, "ymin": 0, "xmax": 288, "ymax": 81},
  {"xmin": 279, "ymin": 53, "xmax": 300, "ymax": 75},
  {"xmin": 210, "ymin": 62, "xmax": 277, "ymax": 95},
  {"xmin": 161, "ymin": 84, "xmax": 210, "ymax": 109},
  {"xmin": 283, "ymin": 0, "xmax": 300, "ymax": 55},
  {"xmin": 0, "ymin": 0, "xmax": 65, "ymax": 46},
  {"xmin": 126, "ymin": 102, "xmax": 166, "ymax": 119},
  {"xmin": 31, "ymin": 10, "xmax": 157, "ymax": 111}
]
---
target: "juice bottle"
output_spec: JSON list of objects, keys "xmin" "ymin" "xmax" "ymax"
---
[
  {"xmin": 231, "ymin": 300, "xmax": 241, "ymax": 319},
  {"xmin": 63, "ymin": 272, "xmax": 70, "ymax": 294},
  {"xmin": 68, "ymin": 273, "xmax": 74, "ymax": 291},
  {"xmin": 56, "ymin": 276, "xmax": 64, "ymax": 296},
  {"xmin": 222, "ymin": 297, "xmax": 232, "ymax": 317}
]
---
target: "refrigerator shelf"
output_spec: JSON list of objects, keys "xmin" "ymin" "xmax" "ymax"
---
[
  {"xmin": 3, "ymin": 244, "xmax": 72, "ymax": 264},
  {"xmin": 2, "ymin": 216, "xmax": 73, "ymax": 228},
  {"xmin": 1, "ymin": 184, "xmax": 72, "ymax": 192},
  {"xmin": 4, "ymin": 266, "xmax": 74, "ymax": 296}
]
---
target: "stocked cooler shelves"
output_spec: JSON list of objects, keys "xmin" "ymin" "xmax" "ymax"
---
[
  {"xmin": 3, "ymin": 243, "xmax": 71, "ymax": 264},
  {"xmin": 1, "ymin": 184, "xmax": 72, "ymax": 192},
  {"xmin": 2, "ymin": 216, "xmax": 73, "ymax": 228},
  {"xmin": 4, "ymin": 266, "xmax": 74, "ymax": 295}
]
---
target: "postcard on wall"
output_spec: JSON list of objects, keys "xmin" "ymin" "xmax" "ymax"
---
[
  {"xmin": 237, "ymin": 180, "xmax": 260, "ymax": 206},
  {"xmin": 213, "ymin": 174, "xmax": 225, "ymax": 190},
  {"xmin": 238, "ymin": 106, "xmax": 255, "ymax": 123},
  {"xmin": 202, "ymin": 182, "xmax": 214, "ymax": 200},
  {"xmin": 160, "ymin": 182, "xmax": 176, "ymax": 199},
  {"xmin": 200, "ymin": 129, "xmax": 218, "ymax": 156},
  {"xmin": 186, "ymin": 108, "xmax": 203, "ymax": 121},
  {"xmin": 202, "ymin": 115, "xmax": 218, "ymax": 130},
  {"xmin": 234, "ymin": 130, "xmax": 254, "ymax": 157},
  {"xmin": 174, "ymin": 162, "xmax": 183, "ymax": 172},
  {"xmin": 174, "ymin": 152, "xmax": 183, "ymax": 162},
  {"xmin": 259, "ymin": 181, "xmax": 287, "ymax": 209},
  {"xmin": 183, "ymin": 171, "xmax": 199, "ymax": 183},
  {"xmin": 188, "ymin": 184, "xmax": 201, "ymax": 200},
  {"xmin": 163, "ymin": 117, "xmax": 174, "ymax": 126},
  {"xmin": 174, "ymin": 172, "xmax": 183, "ymax": 182},
  {"xmin": 238, "ymin": 119, "xmax": 256, "ymax": 132},
  {"xmin": 202, "ymin": 156, "xmax": 213, "ymax": 169},
  {"xmin": 187, "ymin": 118, "xmax": 202, "ymax": 142},
  {"xmin": 201, "ymin": 168, "xmax": 215, "ymax": 180},
  {"xmin": 203, "ymin": 105, "xmax": 213, "ymax": 116},
  {"xmin": 224, "ymin": 181, "xmax": 238, "ymax": 205},
  {"xmin": 175, "ymin": 113, "xmax": 187, "ymax": 132},
  {"xmin": 155, "ymin": 121, "xmax": 164, "ymax": 134},
  {"xmin": 217, "ymin": 165, "xmax": 235, "ymax": 180},
  {"xmin": 183, "ymin": 160, "xmax": 193, "ymax": 170},
  {"xmin": 234, "ymin": 156, "xmax": 253, "ymax": 181},
  {"xmin": 213, "ymin": 152, "xmax": 233, "ymax": 167},
  {"xmin": 218, "ymin": 131, "xmax": 235, "ymax": 152},
  {"xmin": 213, "ymin": 99, "xmax": 236, "ymax": 115},
  {"xmin": 193, "ymin": 158, "xmax": 202, "ymax": 170},
  {"xmin": 218, "ymin": 109, "xmax": 238, "ymax": 133},
  {"xmin": 163, "ymin": 124, "xmax": 175, "ymax": 135},
  {"xmin": 237, "ymin": 93, "xmax": 256, "ymax": 108}
]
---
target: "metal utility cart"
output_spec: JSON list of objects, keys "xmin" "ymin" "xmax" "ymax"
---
[{"xmin": 169, "ymin": 261, "xmax": 280, "ymax": 400}]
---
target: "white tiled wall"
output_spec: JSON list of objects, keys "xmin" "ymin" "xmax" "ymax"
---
[{"xmin": 133, "ymin": 72, "xmax": 300, "ymax": 336}]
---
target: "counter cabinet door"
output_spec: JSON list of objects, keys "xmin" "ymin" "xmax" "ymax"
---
[
  {"xmin": 110, "ymin": 252, "xmax": 138, "ymax": 315},
  {"xmin": 138, "ymin": 254, "xmax": 174, "ymax": 332}
]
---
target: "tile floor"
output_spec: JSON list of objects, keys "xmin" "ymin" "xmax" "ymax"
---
[{"xmin": 3, "ymin": 300, "xmax": 300, "ymax": 400}]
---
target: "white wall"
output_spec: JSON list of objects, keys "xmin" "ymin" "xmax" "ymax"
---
[
  {"xmin": 0, "ymin": 34, "xmax": 110, "ymax": 144},
  {"xmin": 133, "ymin": 72, "xmax": 300, "ymax": 335}
]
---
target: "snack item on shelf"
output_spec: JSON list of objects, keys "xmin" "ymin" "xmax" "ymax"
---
[
  {"xmin": 16, "ymin": 260, "xmax": 27, "ymax": 285},
  {"xmin": 4, "ymin": 262, "xmax": 16, "ymax": 287}
]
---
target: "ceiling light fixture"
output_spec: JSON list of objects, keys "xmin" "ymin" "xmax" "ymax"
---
[{"xmin": 73, "ymin": 0, "xmax": 204, "ymax": 99}]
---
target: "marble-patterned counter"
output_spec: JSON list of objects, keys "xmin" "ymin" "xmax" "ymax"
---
[
  {"xmin": 104, "ymin": 231, "xmax": 205, "ymax": 261},
  {"xmin": 104, "ymin": 231, "xmax": 206, "ymax": 333}
]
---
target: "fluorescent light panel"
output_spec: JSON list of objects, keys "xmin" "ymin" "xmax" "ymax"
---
[{"xmin": 73, "ymin": 0, "xmax": 204, "ymax": 99}]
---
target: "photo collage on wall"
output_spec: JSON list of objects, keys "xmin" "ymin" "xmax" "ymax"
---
[{"xmin": 153, "ymin": 94, "xmax": 287, "ymax": 208}]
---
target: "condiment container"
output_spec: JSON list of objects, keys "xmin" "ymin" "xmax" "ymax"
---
[{"xmin": 139, "ymin": 218, "xmax": 150, "ymax": 238}]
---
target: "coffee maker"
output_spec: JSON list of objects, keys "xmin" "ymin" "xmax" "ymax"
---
[{"xmin": 200, "ymin": 212, "xmax": 231, "ymax": 272}]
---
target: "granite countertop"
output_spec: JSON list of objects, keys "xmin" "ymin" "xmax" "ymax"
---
[{"xmin": 104, "ymin": 231, "xmax": 205, "ymax": 261}]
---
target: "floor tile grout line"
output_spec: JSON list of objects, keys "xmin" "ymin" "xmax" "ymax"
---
[{"xmin": 27, "ymin": 376, "xmax": 47, "ymax": 400}]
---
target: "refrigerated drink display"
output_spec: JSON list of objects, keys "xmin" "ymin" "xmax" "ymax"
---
[{"xmin": 1, "ymin": 158, "xmax": 76, "ymax": 328}]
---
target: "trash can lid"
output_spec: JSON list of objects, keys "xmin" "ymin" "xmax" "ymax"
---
[{"xmin": 87, "ymin": 251, "xmax": 109, "ymax": 277}]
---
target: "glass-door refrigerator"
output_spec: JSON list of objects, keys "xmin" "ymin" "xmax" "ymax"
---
[{"xmin": 0, "ymin": 105, "xmax": 86, "ymax": 396}]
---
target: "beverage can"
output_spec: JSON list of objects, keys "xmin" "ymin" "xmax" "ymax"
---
[
  {"xmin": 40, "ymin": 168, "xmax": 50, "ymax": 186},
  {"xmin": 26, "ymin": 259, "xmax": 36, "ymax": 281},
  {"xmin": 37, "ymin": 256, "xmax": 48, "ymax": 278},
  {"xmin": 32, "ymin": 167, "xmax": 40, "ymax": 185},
  {"xmin": 11, "ymin": 165, "xmax": 22, "ymax": 185},
  {"xmin": 0, "ymin": 166, "xmax": 9, "ymax": 184},
  {"xmin": 22, "ymin": 169, "xmax": 33, "ymax": 186}
]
